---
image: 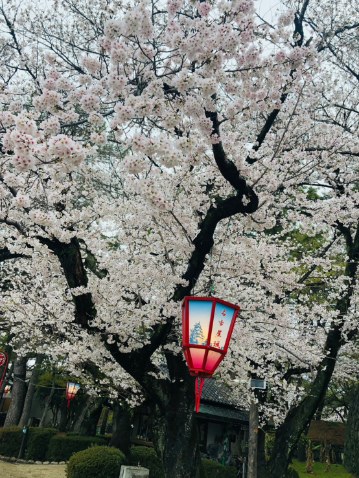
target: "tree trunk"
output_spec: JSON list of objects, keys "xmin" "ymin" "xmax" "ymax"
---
[
  {"xmin": 4, "ymin": 356, "xmax": 27, "ymax": 427},
  {"xmin": 267, "ymin": 326, "xmax": 341, "ymax": 477},
  {"xmin": 344, "ymin": 384, "xmax": 359, "ymax": 475},
  {"xmin": 72, "ymin": 396, "xmax": 92, "ymax": 433},
  {"xmin": 58, "ymin": 399, "xmax": 68, "ymax": 432},
  {"xmin": 151, "ymin": 378, "xmax": 201, "ymax": 478},
  {"xmin": 248, "ymin": 401, "xmax": 258, "ymax": 478},
  {"xmin": 257, "ymin": 428, "xmax": 266, "ymax": 478},
  {"xmin": 39, "ymin": 379, "xmax": 55, "ymax": 427},
  {"xmin": 18, "ymin": 356, "xmax": 43, "ymax": 427},
  {"xmin": 100, "ymin": 406, "xmax": 110, "ymax": 435},
  {"xmin": 110, "ymin": 402, "xmax": 133, "ymax": 456},
  {"xmin": 79, "ymin": 400, "xmax": 103, "ymax": 436}
]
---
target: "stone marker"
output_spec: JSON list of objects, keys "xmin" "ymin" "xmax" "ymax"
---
[{"xmin": 119, "ymin": 465, "xmax": 149, "ymax": 478}]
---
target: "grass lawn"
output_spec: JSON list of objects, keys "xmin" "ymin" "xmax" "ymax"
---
[
  {"xmin": 292, "ymin": 459, "xmax": 355, "ymax": 477},
  {"xmin": 0, "ymin": 460, "xmax": 66, "ymax": 478}
]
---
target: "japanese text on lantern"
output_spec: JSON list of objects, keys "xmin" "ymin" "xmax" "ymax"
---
[{"xmin": 210, "ymin": 307, "xmax": 230, "ymax": 349}]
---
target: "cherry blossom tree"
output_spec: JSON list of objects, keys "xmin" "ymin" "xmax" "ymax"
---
[{"xmin": 0, "ymin": 0, "xmax": 358, "ymax": 477}]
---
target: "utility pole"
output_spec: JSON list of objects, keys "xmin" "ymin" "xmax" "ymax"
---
[
  {"xmin": 247, "ymin": 378, "xmax": 267, "ymax": 478},
  {"xmin": 247, "ymin": 400, "xmax": 259, "ymax": 478}
]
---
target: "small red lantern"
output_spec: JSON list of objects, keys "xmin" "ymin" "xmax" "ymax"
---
[
  {"xmin": 182, "ymin": 296, "xmax": 240, "ymax": 412},
  {"xmin": 0, "ymin": 352, "xmax": 9, "ymax": 391},
  {"xmin": 66, "ymin": 382, "xmax": 80, "ymax": 409}
]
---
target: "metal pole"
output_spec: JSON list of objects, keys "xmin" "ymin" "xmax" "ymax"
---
[
  {"xmin": 18, "ymin": 426, "xmax": 29, "ymax": 459},
  {"xmin": 247, "ymin": 401, "xmax": 259, "ymax": 478}
]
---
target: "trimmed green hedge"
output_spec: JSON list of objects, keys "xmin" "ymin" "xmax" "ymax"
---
[
  {"xmin": 202, "ymin": 459, "xmax": 237, "ymax": 478},
  {"xmin": 130, "ymin": 446, "xmax": 164, "ymax": 478},
  {"xmin": 0, "ymin": 426, "xmax": 22, "ymax": 457},
  {"xmin": 46, "ymin": 434, "xmax": 106, "ymax": 461},
  {"xmin": 67, "ymin": 446, "xmax": 126, "ymax": 478},
  {"xmin": 26, "ymin": 428, "xmax": 57, "ymax": 461}
]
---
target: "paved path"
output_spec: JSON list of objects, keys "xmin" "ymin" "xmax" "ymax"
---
[{"xmin": 0, "ymin": 460, "xmax": 66, "ymax": 477}]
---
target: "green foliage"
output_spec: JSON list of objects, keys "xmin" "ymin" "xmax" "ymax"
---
[
  {"xmin": 201, "ymin": 459, "xmax": 237, "ymax": 478},
  {"xmin": 0, "ymin": 426, "xmax": 22, "ymax": 457},
  {"xmin": 66, "ymin": 446, "xmax": 126, "ymax": 478},
  {"xmin": 129, "ymin": 446, "xmax": 164, "ymax": 478},
  {"xmin": 46, "ymin": 434, "xmax": 107, "ymax": 461},
  {"xmin": 26, "ymin": 428, "xmax": 58, "ymax": 461}
]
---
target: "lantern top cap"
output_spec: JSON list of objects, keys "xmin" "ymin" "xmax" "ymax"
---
[{"xmin": 182, "ymin": 295, "xmax": 240, "ymax": 311}]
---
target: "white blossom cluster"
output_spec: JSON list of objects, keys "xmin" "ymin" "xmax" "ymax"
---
[{"xmin": 0, "ymin": 0, "xmax": 358, "ymax": 422}]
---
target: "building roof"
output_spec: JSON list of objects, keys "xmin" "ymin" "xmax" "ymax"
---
[
  {"xmin": 200, "ymin": 379, "xmax": 249, "ymax": 423},
  {"xmin": 307, "ymin": 420, "xmax": 346, "ymax": 446},
  {"xmin": 199, "ymin": 403, "xmax": 248, "ymax": 423},
  {"xmin": 202, "ymin": 378, "xmax": 241, "ymax": 407}
]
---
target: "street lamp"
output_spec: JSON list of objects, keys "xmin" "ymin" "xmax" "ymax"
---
[
  {"xmin": 182, "ymin": 296, "xmax": 240, "ymax": 412},
  {"xmin": 66, "ymin": 382, "xmax": 80, "ymax": 409}
]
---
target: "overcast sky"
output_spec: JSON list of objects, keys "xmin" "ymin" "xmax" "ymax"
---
[{"xmin": 256, "ymin": 0, "xmax": 285, "ymax": 21}]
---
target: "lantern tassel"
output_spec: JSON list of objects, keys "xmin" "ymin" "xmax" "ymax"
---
[
  {"xmin": 195, "ymin": 377, "xmax": 205, "ymax": 413},
  {"xmin": 67, "ymin": 399, "xmax": 71, "ymax": 409}
]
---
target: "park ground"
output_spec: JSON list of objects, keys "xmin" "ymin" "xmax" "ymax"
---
[
  {"xmin": 0, "ymin": 459, "xmax": 355, "ymax": 478},
  {"xmin": 292, "ymin": 460, "xmax": 354, "ymax": 477},
  {"xmin": 0, "ymin": 460, "xmax": 66, "ymax": 477}
]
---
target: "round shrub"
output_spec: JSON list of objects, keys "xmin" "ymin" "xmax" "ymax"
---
[
  {"xmin": 129, "ymin": 446, "xmax": 164, "ymax": 478},
  {"xmin": 67, "ymin": 445, "xmax": 126, "ymax": 478},
  {"xmin": 46, "ymin": 434, "xmax": 107, "ymax": 461}
]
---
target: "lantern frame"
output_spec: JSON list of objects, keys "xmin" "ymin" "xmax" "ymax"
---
[{"xmin": 182, "ymin": 296, "xmax": 240, "ymax": 377}]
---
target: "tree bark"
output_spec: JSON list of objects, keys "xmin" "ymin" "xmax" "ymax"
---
[
  {"xmin": 100, "ymin": 406, "xmax": 110, "ymax": 435},
  {"xmin": 248, "ymin": 401, "xmax": 259, "ymax": 478},
  {"xmin": 72, "ymin": 396, "xmax": 92, "ymax": 433},
  {"xmin": 344, "ymin": 384, "xmax": 359, "ymax": 475},
  {"xmin": 110, "ymin": 402, "xmax": 133, "ymax": 456},
  {"xmin": 151, "ymin": 376, "xmax": 201, "ymax": 478},
  {"xmin": 257, "ymin": 428, "xmax": 266, "ymax": 478},
  {"xmin": 39, "ymin": 379, "xmax": 55, "ymax": 427},
  {"xmin": 79, "ymin": 400, "xmax": 103, "ymax": 436},
  {"xmin": 58, "ymin": 399, "xmax": 68, "ymax": 432},
  {"xmin": 4, "ymin": 356, "xmax": 27, "ymax": 427},
  {"xmin": 18, "ymin": 356, "xmax": 43, "ymax": 427}
]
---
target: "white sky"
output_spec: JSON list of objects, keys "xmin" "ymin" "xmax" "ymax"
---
[{"xmin": 256, "ymin": 0, "xmax": 285, "ymax": 21}]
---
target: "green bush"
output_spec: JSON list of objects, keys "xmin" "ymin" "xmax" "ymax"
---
[
  {"xmin": 46, "ymin": 434, "xmax": 106, "ymax": 461},
  {"xmin": 67, "ymin": 445, "xmax": 126, "ymax": 478},
  {"xmin": 0, "ymin": 426, "xmax": 22, "ymax": 457},
  {"xmin": 26, "ymin": 428, "xmax": 58, "ymax": 461},
  {"xmin": 129, "ymin": 446, "xmax": 164, "ymax": 478},
  {"xmin": 202, "ymin": 459, "xmax": 237, "ymax": 478}
]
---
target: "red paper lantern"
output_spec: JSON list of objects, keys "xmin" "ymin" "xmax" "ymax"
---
[
  {"xmin": 66, "ymin": 382, "xmax": 80, "ymax": 409},
  {"xmin": 182, "ymin": 296, "xmax": 240, "ymax": 412},
  {"xmin": 0, "ymin": 352, "xmax": 9, "ymax": 391}
]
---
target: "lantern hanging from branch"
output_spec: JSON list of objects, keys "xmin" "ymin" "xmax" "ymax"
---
[
  {"xmin": 182, "ymin": 296, "xmax": 240, "ymax": 412},
  {"xmin": 0, "ymin": 351, "xmax": 9, "ymax": 391},
  {"xmin": 66, "ymin": 382, "xmax": 80, "ymax": 409}
]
